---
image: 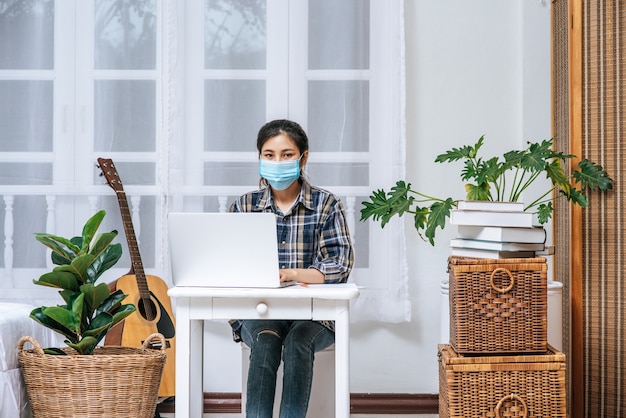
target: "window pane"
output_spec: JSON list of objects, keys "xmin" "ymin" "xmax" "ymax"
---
[
  {"xmin": 204, "ymin": 162, "xmax": 257, "ymax": 186},
  {"xmin": 93, "ymin": 162, "xmax": 155, "ymax": 186},
  {"xmin": 100, "ymin": 195, "xmax": 157, "ymax": 268},
  {"xmin": 205, "ymin": 0, "xmax": 266, "ymax": 69},
  {"xmin": 95, "ymin": 80, "xmax": 156, "ymax": 152},
  {"xmin": 0, "ymin": 81, "xmax": 53, "ymax": 151},
  {"xmin": 308, "ymin": 0, "xmax": 369, "ymax": 70},
  {"xmin": 307, "ymin": 80, "xmax": 369, "ymax": 152},
  {"xmin": 95, "ymin": 0, "xmax": 157, "ymax": 70},
  {"xmin": 204, "ymin": 80, "xmax": 265, "ymax": 151},
  {"xmin": 0, "ymin": 0, "xmax": 54, "ymax": 69},
  {"xmin": 0, "ymin": 163, "xmax": 52, "ymax": 185},
  {"xmin": 308, "ymin": 163, "xmax": 368, "ymax": 187}
]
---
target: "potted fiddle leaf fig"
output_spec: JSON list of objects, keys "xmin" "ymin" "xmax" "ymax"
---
[
  {"xmin": 18, "ymin": 210, "xmax": 166, "ymax": 418},
  {"xmin": 29, "ymin": 209, "xmax": 136, "ymax": 354},
  {"xmin": 360, "ymin": 136, "xmax": 613, "ymax": 245}
]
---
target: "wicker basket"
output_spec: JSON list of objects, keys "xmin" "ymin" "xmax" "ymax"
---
[
  {"xmin": 447, "ymin": 256, "xmax": 547, "ymax": 354},
  {"xmin": 438, "ymin": 343, "xmax": 567, "ymax": 418},
  {"xmin": 18, "ymin": 333, "xmax": 166, "ymax": 418}
]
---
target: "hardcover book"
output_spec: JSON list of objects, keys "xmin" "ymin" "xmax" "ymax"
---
[
  {"xmin": 449, "ymin": 247, "xmax": 536, "ymax": 259},
  {"xmin": 456, "ymin": 225, "xmax": 546, "ymax": 243},
  {"xmin": 450, "ymin": 209, "xmax": 538, "ymax": 228},
  {"xmin": 456, "ymin": 200, "xmax": 525, "ymax": 212},
  {"xmin": 450, "ymin": 238, "xmax": 545, "ymax": 252}
]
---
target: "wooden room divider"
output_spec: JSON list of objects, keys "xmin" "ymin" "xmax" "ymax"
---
[{"xmin": 552, "ymin": 1, "xmax": 625, "ymax": 417}]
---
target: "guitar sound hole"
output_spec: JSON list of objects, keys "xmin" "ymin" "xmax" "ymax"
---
[{"xmin": 137, "ymin": 298, "xmax": 158, "ymax": 322}]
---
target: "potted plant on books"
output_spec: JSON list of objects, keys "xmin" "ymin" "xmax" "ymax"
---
[
  {"xmin": 17, "ymin": 210, "xmax": 167, "ymax": 418},
  {"xmin": 360, "ymin": 136, "xmax": 613, "ymax": 248}
]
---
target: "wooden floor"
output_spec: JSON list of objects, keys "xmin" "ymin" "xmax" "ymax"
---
[{"xmin": 159, "ymin": 415, "xmax": 437, "ymax": 418}]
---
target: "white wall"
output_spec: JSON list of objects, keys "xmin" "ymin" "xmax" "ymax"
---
[
  {"xmin": 202, "ymin": 0, "xmax": 552, "ymax": 394},
  {"xmin": 350, "ymin": 0, "xmax": 551, "ymax": 394}
]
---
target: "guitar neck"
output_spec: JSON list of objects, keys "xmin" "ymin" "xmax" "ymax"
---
[{"xmin": 115, "ymin": 190, "xmax": 150, "ymax": 298}]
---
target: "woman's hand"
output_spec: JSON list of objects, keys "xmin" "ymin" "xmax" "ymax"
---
[{"xmin": 280, "ymin": 268, "xmax": 324, "ymax": 284}]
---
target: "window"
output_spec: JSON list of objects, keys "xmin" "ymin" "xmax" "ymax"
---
[
  {"xmin": 178, "ymin": 0, "xmax": 409, "ymax": 321},
  {"xmin": 1, "ymin": 0, "xmax": 409, "ymax": 322}
]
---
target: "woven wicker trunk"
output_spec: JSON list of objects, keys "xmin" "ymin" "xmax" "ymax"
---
[
  {"xmin": 447, "ymin": 256, "xmax": 548, "ymax": 354},
  {"xmin": 438, "ymin": 344, "xmax": 567, "ymax": 418}
]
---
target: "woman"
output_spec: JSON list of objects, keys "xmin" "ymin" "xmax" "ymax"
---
[{"xmin": 229, "ymin": 119, "xmax": 354, "ymax": 418}]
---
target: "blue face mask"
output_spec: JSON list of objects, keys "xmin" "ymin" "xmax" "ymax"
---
[{"xmin": 259, "ymin": 156, "xmax": 302, "ymax": 190}]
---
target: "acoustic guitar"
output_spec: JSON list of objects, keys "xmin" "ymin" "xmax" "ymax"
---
[{"xmin": 98, "ymin": 158, "xmax": 176, "ymax": 398}]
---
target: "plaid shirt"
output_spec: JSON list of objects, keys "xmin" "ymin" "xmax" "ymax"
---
[{"xmin": 228, "ymin": 179, "xmax": 354, "ymax": 340}]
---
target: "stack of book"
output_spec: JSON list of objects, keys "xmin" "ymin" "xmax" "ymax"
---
[{"xmin": 449, "ymin": 201, "xmax": 546, "ymax": 259}]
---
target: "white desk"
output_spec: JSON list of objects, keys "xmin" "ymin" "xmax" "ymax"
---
[{"xmin": 168, "ymin": 283, "xmax": 359, "ymax": 418}]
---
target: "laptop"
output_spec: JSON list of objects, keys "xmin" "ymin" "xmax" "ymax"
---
[{"xmin": 168, "ymin": 212, "xmax": 295, "ymax": 288}]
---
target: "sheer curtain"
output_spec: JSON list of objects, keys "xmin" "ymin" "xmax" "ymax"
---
[{"xmin": 0, "ymin": 0, "xmax": 409, "ymax": 323}]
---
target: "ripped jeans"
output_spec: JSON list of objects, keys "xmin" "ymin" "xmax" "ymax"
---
[{"xmin": 239, "ymin": 320, "xmax": 335, "ymax": 418}]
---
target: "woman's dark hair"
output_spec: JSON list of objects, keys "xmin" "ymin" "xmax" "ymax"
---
[{"xmin": 256, "ymin": 119, "xmax": 309, "ymax": 154}]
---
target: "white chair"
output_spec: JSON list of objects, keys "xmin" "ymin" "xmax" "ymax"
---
[{"xmin": 241, "ymin": 344, "xmax": 335, "ymax": 418}]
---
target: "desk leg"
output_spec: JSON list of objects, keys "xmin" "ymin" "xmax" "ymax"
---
[
  {"xmin": 175, "ymin": 298, "xmax": 190, "ymax": 418},
  {"xmin": 175, "ymin": 300, "xmax": 204, "ymax": 418},
  {"xmin": 189, "ymin": 319, "xmax": 204, "ymax": 417},
  {"xmin": 334, "ymin": 301, "xmax": 351, "ymax": 418}
]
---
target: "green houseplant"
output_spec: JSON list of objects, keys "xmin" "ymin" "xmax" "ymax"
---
[
  {"xmin": 361, "ymin": 136, "xmax": 613, "ymax": 245},
  {"xmin": 18, "ymin": 210, "xmax": 167, "ymax": 418},
  {"xmin": 29, "ymin": 209, "xmax": 136, "ymax": 354}
]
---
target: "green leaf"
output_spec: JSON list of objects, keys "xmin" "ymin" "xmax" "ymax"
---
[
  {"xmin": 80, "ymin": 282, "xmax": 111, "ymax": 314},
  {"xmin": 502, "ymin": 149, "xmax": 525, "ymax": 169},
  {"xmin": 86, "ymin": 243, "xmax": 123, "ymax": 282},
  {"xmin": 110, "ymin": 303, "xmax": 137, "ymax": 326},
  {"xmin": 70, "ymin": 292, "xmax": 86, "ymax": 332},
  {"xmin": 98, "ymin": 289, "xmax": 130, "ymax": 315},
  {"xmin": 412, "ymin": 206, "xmax": 428, "ymax": 231},
  {"xmin": 469, "ymin": 136, "xmax": 485, "ymax": 159},
  {"xmin": 536, "ymin": 202, "xmax": 553, "ymax": 224},
  {"xmin": 474, "ymin": 157, "xmax": 503, "ymax": 185},
  {"xmin": 520, "ymin": 140, "xmax": 554, "ymax": 172},
  {"xmin": 43, "ymin": 347, "xmax": 67, "ymax": 355},
  {"xmin": 65, "ymin": 336, "xmax": 99, "ymax": 355},
  {"xmin": 33, "ymin": 270, "xmax": 81, "ymax": 291},
  {"xmin": 573, "ymin": 159, "xmax": 613, "ymax": 191},
  {"xmin": 465, "ymin": 183, "xmax": 491, "ymax": 201},
  {"xmin": 42, "ymin": 305, "xmax": 81, "ymax": 334},
  {"xmin": 89, "ymin": 231, "xmax": 118, "ymax": 259},
  {"xmin": 360, "ymin": 181, "xmax": 415, "ymax": 228},
  {"xmin": 33, "ymin": 233, "xmax": 80, "ymax": 265},
  {"xmin": 80, "ymin": 210, "xmax": 107, "ymax": 252},
  {"xmin": 424, "ymin": 198, "xmax": 455, "ymax": 245},
  {"xmin": 84, "ymin": 311, "xmax": 114, "ymax": 337},
  {"xmin": 544, "ymin": 159, "xmax": 570, "ymax": 190},
  {"xmin": 79, "ymin": 283, "xmax": 111, "ymax": 325},
  {"xmin": 360, "ymin": 189, "xmax": 393, "ymax": 224},
  {"xmin": 462, "ymin": 160, "xmax": 478, "ymax": 180},
  {"xmin": 435, "ymin": 136, "xmax": 484, "ymax": 163},
  {"xmin": 68, "ymin": 254, "xmax": 98, "ymax": 284},
  {"xmin": 388, "ymin": 181, "xmax": 415, "ymax": 217},
  {"xmin": 62, "ymin": 290, "xmax": 90, "ymax": 332},
  {"xmin": 52, "ymin": 236, "xmax": 83, "ymax": 265},
  {"xmin": 58, "ymin": 289, "xmax": 76, "ymax": 304},
  {"xmin": 563, "ymin": 187, "xmax": 589, "ymax": 207},
  {"xmin": 30, "ymin": 307, "xmax": 78, "ymax": 342}
]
